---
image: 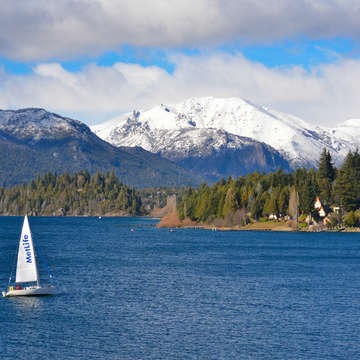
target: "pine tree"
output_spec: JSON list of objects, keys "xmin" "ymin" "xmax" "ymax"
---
[
  {"xmin": 299, "ymin": 169, "xmax": 318, "ymax": 215},
  {"xmin": 334, "ymin": 151, "xmax": 360, "ymax": 210},
  {"xmin": 278, "ymin": 187, "xmax": 289, "ymax": 217},
  {"xmin": 222, "ymin": 186, "xmax": 238, "ymax": 218},
  {"xmin": 317, "ymin": 148, "xmax": 335, "ymax": 204}
]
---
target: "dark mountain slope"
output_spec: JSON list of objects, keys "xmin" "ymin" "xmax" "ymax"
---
[{"xmin": 0, "ymin": 108, "xmax": 203, "ymax": 187}]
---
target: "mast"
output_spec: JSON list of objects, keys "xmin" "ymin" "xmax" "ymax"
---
[
  {"xmin": 32, "ymin": 223, "xmax": 40, "ymax": 287},
  {"xmin": 28, "ymin": 215, "xmax": 40, "ymax": 286}
]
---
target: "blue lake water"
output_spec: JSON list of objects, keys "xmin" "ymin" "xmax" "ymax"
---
[{"xmin": 1, "ymin": 216, "xmax": 360, "ymax": 359}]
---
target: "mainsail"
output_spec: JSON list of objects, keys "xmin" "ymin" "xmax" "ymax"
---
[{"xmin": 15, "ymin": 216, "xmax": 39, "ymax": 284}]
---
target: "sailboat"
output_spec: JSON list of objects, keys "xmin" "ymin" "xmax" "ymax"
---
[{"xmin": 2, "ymin": 215, "xmax": 56, "ymax": 297}]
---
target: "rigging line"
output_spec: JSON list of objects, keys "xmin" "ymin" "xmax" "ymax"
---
[
  {"xmin": 36, "ymin": 246, "xmax": 57, "ymax": 286},
  {"xmin": 7, "ymin": 252, "xmax": 17, "ymax": 288}
]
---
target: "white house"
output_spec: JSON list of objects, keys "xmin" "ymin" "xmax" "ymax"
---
[{"xmin": 314, "ymin": 196, "xmax": 326, "ymax": 218}]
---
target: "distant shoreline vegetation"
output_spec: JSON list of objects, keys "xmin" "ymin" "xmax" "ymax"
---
[
  {"xmin": 175, "ymin": 149, "xmax": 360, "ymax": 230},
  {"xmin": 0, "ymin": 170, "xmax": 143, "ymax": 217},
  {"xmin": 2, "ymin": 148, "xmax": 360, "ymax": 230}
]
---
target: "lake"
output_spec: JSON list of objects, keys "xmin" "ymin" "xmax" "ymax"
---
[{"xmin": 0, "ymin": 216, "xmax": 360, "ymax": 359}]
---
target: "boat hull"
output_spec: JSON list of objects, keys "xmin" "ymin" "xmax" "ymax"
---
[{"xmin": 2, "ymin": 286, "xmax": 56, "ymax": 297}]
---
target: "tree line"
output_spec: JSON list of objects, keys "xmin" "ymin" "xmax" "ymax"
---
[
  {"xmin": 0, "ymin": 170, "xmax": 143, "ymax": 216},
  {"xmin": 1, "ymin": 149, "xmax": 360, "ymax": 224},
  {"xmin": 177, "ymin": 149, "xmax": 360, "ymax": 228}
]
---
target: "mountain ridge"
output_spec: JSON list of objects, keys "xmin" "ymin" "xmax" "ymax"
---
[
  {"xmin": 92, "ymin": 96, "xmax": 360, "ymax": 170},
  {"xmin": 0, "ymin": 108, "xmax": 204, "ymax": 187}
]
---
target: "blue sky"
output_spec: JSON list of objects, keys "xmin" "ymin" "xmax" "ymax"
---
[
  {"xmin": 1, "ymin": 1, "xmax": 360, "ymax": 126},
  {"xmin": 1, "ymin": 38, "xmax": 355, "ymax": 75}
]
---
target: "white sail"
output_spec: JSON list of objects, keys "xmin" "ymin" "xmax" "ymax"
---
[{"xmin": 15, "ymin": 216, "xmax": 39, "ymax": 284}]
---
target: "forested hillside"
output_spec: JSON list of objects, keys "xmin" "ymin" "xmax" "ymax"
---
[
  {"xmin": 2, "ymin": 148, "xmax": 360, "ymax": 225},
  {"xmin": 0, "ymin": 170, "xmax": 142, "ymax": 216},
  {"xmin": 177, "ymin": 149, "xmax": 360, "ymax": 228}
]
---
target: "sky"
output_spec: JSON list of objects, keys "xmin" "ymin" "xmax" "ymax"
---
[{"xmin": 1, "ymin": 0, "xmax": 360, "ymax": 126}]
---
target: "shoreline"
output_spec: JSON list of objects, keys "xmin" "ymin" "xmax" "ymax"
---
[
  {"xmin": 156, "ymin": 211, "xmax": 360, "ymax": 232},
  {"xmin": 160, "ymin": 223, "xmax": 360, "ymax": 232},
  {"xmin": 160, "ymin": 223, "xmax": 295, "ymax": 232},
  {"xmin": 1, "ymin": 213, "xmax": 359, "ymax": 231}
]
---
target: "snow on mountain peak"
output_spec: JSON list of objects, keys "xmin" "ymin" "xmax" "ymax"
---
[
  {"xmin": 0, "ymin": 108, "xmax": 89, "ymax": 141},
  {"xmin": 91, "ymin": 96, "xmax": 359, "ymax": 168},
  {"xmin": 323, "ymin": 118, "xmax": 360, "ymax": 150}
]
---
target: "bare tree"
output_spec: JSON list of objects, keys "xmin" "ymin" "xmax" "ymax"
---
[{"xmin": 289, "ymin": 186, "xmax": 299, "ymax": 230}]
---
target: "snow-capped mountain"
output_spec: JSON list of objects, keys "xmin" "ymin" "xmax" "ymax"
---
[
  {"xmin": 0, "ymin": 108, "xmax": 90, "ymax": 142},
  {"xmin": 326, "ymin": 119, "xmax": 360, "ymax": 147},
  {"xmin": 92, "ymin": 97, "xmax": 358, "ymax": 170},
  {"xmin": 0, "ymin": 108, "xmax": 204, "ymax": 187}
]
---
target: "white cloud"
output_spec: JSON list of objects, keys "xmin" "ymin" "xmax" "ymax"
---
[
  {"xmin": 1, "ymin": 0, "xmax": 360, "ymax": 61},
  {"xmin": 1, "ymin": 53, "xmax": 360, "ymax": 126}
]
